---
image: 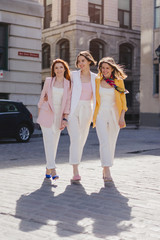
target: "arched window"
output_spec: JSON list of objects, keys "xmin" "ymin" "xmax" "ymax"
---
[
  {"xmin": 59, "ymin": 39, "xmax": 70, "ymax": 64},
  {"xmin": 90, "ymin": 40, "xmax": 104, "ymax": 64},
  {"xmin": 42, "ymin": 43, "xmax": 50, "ymax": 69},
  {"xmin": 119, "ymin": 44, "xmax": 132, "ymax": 70}
]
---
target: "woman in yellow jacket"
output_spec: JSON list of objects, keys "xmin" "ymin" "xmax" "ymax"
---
[{"xmin": 93, "ymin": 57, "xmax": 128, "ymax": 183}]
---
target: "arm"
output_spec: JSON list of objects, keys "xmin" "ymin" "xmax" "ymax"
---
[
  {"xmin": 37, "ymin": 78, "xmax": 50, "ymax": 108},
  {"xmin": 63, "ymin": 82, "xmax": 72, "ymax": 115},
  {"xmin": 60, "ymin": 81, "xmax": 72, "ymax": 130},
  {"xmin": 119, "ymin": 109, "xmax": 126, "ymax": 128},
  {"xmin": 119, "ymin": 80, "xmax": 128, "ymax": 128}
]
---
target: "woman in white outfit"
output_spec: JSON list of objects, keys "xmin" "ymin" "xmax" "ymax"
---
[
  {"xmin": 67, "ymin": 51, "xmax": 97, "ymax": 182},
  {"xmin": 37, "ymin": 59, "xmax": 71, "ymax": 180},
  {"xmin": 93, "ymin": 57, "xmax": 128, "ymax": 183}
]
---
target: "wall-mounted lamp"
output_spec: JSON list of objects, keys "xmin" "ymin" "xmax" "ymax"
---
[{"xmin": 155, "ymin": 45, "xmax": 160, "ymax": 63}]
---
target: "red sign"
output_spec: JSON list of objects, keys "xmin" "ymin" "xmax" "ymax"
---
[{"xmin": 18, "ymin": 51, "xmax": 39, "ymax": 58}]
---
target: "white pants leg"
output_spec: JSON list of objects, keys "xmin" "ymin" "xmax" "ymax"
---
[
  {"xmin": 96, "ymin": 109, "xmax": 120, "ymax": 167},
  {"xmin": 41, "ymin": 126, "xmax": 61, "ymax": 169},
  {"xmin": 67, "ymin": 101, "xmax": 92, "ymax": 165}
]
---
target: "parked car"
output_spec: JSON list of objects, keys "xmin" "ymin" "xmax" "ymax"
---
[{"xmin": 0, "ymin": 100, "xmax": 34, "ymax": 142}]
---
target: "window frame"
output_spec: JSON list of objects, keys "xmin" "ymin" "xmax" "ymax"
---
[
  {"xmin": 153, "ymin": 63, "xmax": 159, "ymax": 95},
  {"xmin": 44, "ymin": 0, "xmax": 52, "ymax": 29},
  {"xmin": 42, "ymin": 43, "xmax": 51, "ymax": 69},
  {"xmin": 0, "ymin": 23, "xmax": 8, "ymax": 71},
  {"xmin": 59, "ymin": 39, "xmax": 70, "ymax": 64},
  {"xmin": 89, "ymin": 39, "xmax": 104, "ymax": 64},
  {"xmin": 155, "ymin": 0, "xmax": 160, "ymax": 29},
  {"xmin": 88, "ymin": 0, "xmax": 104, "ymax": 25},
  {"xmin": 118, "ymin": 0, "xmax": 132, "ymax": 29},
  {"xmin": 119, "ymin": 43, "xmax": 133, "ymax": 70},
  {"xmin": 61, "ymin": 0, "xmax": 70, "ymax": 24}
]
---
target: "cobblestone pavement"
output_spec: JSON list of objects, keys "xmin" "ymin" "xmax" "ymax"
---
[{"xmin": 0, "ymin": 127, "xmax": 160, "ymax": 240}]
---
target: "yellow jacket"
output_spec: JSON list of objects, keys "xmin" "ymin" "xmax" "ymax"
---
[{"xmin": 93, "ymin": 75, "xmax": 128, "ymax": 128}]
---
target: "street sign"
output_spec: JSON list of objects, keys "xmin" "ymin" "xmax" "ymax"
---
[{"xmin": 18, "ymin": 51, "xmax": 39, "ymax": 58}]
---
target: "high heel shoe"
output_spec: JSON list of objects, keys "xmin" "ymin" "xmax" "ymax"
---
[
  {"xmin": 45, "ymin": 174, "xmax": 51, "ymax": 178},
  {"xmin": 52, "ymin": 175, "xmax": 59, "ymax": 180},
  {"xmin": 45, "ymin": 169, "xmax": 51, "ymax": 178},
  {"xmin": 71, "ymin": 175, "xmax": 81, "ymax": 184}
]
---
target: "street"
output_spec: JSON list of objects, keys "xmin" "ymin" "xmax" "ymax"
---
[{"xmin": 0, "ymin": 127, "xmax": 160, "ymax": 240}]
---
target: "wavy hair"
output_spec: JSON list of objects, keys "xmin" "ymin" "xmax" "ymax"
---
[
  {"xmin": 51, "ymin": 59, "xmax": 71, "ymax": 85},
  {"xmin": 75, "ymin": 51, "xmax": 97, "ymax": 68},
  {"xmin": 98, "ymin": 57, "xmax": 127, "ymax": 80}
]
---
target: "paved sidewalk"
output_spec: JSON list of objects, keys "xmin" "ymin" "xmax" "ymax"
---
[{"xmin": 0, "ymin": 127, "xmax": 160, "ymax": 240}]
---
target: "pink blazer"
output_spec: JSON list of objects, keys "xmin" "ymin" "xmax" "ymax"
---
[{"xmin": 37, "ymin": 77, "xmax": 71, "ymax": 128}]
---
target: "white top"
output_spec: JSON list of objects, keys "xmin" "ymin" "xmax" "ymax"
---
[
  {"xmin": 52, "ymin": 87, "xmax": 64, "ymax": 107},
  {"xmin": 52, "ymin": 87, "xmax": 64, "ymax": 130},
  {"xmin": 69, "ymin": 70, "xmax": 96, "ymax": 117},
  {"xmin": 98, "ymin": 86, "xmax": 118, "ymax": 127},
  {"xmin": 99, "ymin": 86, "xmax": 115, "ymax": 108}
]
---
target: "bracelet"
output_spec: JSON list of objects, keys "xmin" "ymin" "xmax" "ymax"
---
[{"xmin": 63, "ymin": 118, "xmax": 68, "ymax": 122}]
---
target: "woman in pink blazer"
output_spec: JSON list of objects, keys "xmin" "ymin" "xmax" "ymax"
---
[{"xmin": 37, "ymin": 59, "xmax": 71, "ymax": 180}]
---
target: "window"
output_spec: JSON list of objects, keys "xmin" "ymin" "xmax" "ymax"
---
[
  {"xmin": 118, "ymin": 0, "xmax": 131, "ymax": 29},
  {"xmin": 44, "ymin": 0, "xmax": 52, "ymax": 29},
  {"xmin": 155, "ymin": 0, "xmax": 160, "ymax": 28},
  {"xmin": 42, "ymin": 43, "xmax": 50, "ymax": 69},
  {"xmin": 119, "ymin": 44, "xmax": 132, "ymax": 69},
  {"xmin": 61, "ymin": 0, "xmax": 70, "ymax": 24},
  {"xmin": 153, "ymin": 64, "xmax": 159, "ymax": 94},
  {"xmin": 60, "ymin": 40, "xmax": 69, "ymax": 63},
  {"xmin": 0, "ymin": 24, "xmax": 8, "ymax": 70},
  {"xmin": 0, "ymin": 102, "xmax": 18, "ymax": 113},
  {"xmin": 90, "ymin": 40, "xmax": 104, "ymax": 63},
  {"xmin": 0, "ymin": 93, "xmax": 9, "ymax": 99},
  {"xmin": 89, "ymin": 0, "xmax": 104, "ymax": 24}
]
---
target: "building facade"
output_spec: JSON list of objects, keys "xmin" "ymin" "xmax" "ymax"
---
[
  {"xmin": 40, "ymin": 0, "xmax": 141, "ymax": 122},
  {"xmin": 140, "ymin": 0, "xmax": 160, "ymax": 127},
  {"xmin": 0, "ymin": 0, "xmax": 43, "ymax": 121}
]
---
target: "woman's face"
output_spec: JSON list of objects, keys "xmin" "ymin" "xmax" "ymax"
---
[
  {"xmin": 101, "ymin": 63, "xmax": 113, "ymax": 79},
  {"xmin": 54, "ymin": 63, "xmax": 65, "ymax": 77},
  {"xmin": 77, "ymin": 55, "xmax": 91, "ymax": 71}
]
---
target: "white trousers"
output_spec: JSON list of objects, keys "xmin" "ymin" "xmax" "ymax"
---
[
  {"xmin": 67, "ymin": 101, "xmax": 92, "ymax": 165},
  {"xmin": 96, "ymin": 107, "xmax": 120, "ymax": 167},
  {"xmin": 41, "ymin": 126, "xmax": 61, "ymax": 169}
]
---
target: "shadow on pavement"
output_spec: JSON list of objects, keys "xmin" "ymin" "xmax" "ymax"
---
[{"xmin": 16, "ymin": 179, "xmax": 132, "ymax": 238}]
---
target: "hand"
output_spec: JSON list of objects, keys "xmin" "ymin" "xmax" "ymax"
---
[
  {"xmin": 118, "ymin": 115, "xmax": 126, "ymax": 128},
  {"xmin": 60, "ymin": 120, "xmax": 68, "ymax": 130},
  {"xmin": 44, "ymin": 93, "xmax": 48, "ymax": 102}
]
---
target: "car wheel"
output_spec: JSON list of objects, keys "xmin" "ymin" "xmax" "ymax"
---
[{"xmin": 16, "ymin": 124, "xmax": 31, "ymax": 142}]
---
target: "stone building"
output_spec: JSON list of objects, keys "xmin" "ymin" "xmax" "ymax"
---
[
  {"xmin": 0, "ymin": 0, "xmax": 43, "ymax": 121},
  {"xmin": 40, "ymin": 0, "xmax": 141, "ymax": 123},
  {"xmin": 140, "ymin": 0, "xmax": 160, "ymax": 127}
]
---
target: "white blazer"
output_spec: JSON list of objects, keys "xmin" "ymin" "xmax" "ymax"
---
[{"xmin": 69, "ymin": 70, "xmax": 97, "ymax": 117}]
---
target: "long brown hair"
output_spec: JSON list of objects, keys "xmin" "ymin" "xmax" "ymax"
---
[
  {"xmin": 75, "ymin": 51, "xmax": 97, "ymax": 68},
  {"xmin": 51, "ymin": 59, "xmax": 71, "ymax": 84},
  {"xmin": 98, "ymin": 57, "xmax": 127, "ymax": 80}
]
